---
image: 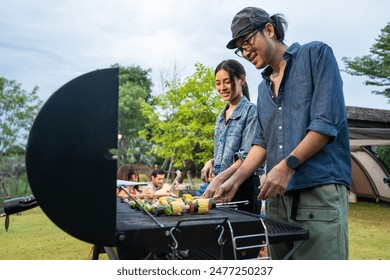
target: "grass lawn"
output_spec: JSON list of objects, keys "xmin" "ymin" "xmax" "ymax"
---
[
  {"xmin": 348, "ymin": 201, "xmax": 390, "ymax": 259},
  {"xmin": 0, "ymin": 207, "xmax": 93, "ymax": 260},
  {"xmin": 0, "ymin": 201, "xmax": 389, "ymax": 260}
]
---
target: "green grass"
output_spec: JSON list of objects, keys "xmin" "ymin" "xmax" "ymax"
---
[
  {"xmin": 0, "ymin": 207, "xmax": 94, "ymax": 260},
  {"xmin": 348, "ymin": 202, "xmax": 390, "ymax": 260},
  {"xmin": 0, "ymin": 201, "xmax": 389, "ymax": 260}
]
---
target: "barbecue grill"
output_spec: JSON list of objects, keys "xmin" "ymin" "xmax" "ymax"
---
[
  {"xmin": 24, "ymin": 68, "xmax": 309, "ymax": 260},
  {"xmin": 111, "ymin": 197, "xmax": 309, "ymax": 260}
]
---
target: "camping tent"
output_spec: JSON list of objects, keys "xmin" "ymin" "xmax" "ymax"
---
[
  {"xmin": 350, "ymin": 147, "xmax": 390, "ymax": 203},
  {"xmin": 347, "ymin": 106, "xmax": 390, "ymax": 203}
]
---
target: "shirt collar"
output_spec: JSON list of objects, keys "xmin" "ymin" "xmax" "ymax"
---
[
  {"xmin": 261, "ymin": 42, "xmax": 301, "ymax": 79},
  {"xmin": 220, "ymin": 95, "xmax": 249, "ymax": 121}
]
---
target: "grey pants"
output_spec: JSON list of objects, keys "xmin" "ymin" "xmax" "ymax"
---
[{"xmin": 266, "ymin": 184, "xmax": 349, "ymax": 260}]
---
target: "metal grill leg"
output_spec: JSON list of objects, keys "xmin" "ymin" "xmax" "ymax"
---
[{"xmin": 91, "ymin": 245, "xmax": 118, "ymax": 260}]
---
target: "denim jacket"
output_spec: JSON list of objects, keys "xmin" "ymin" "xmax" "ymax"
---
[
  {"xmin": 253, "ymin": 41, "xmax": 351, "ymax": 191},
  {"xmin": 214, "ymin": 96, "xmax": 262, "ymax": 176}
]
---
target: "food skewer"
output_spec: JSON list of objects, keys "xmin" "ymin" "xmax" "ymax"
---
[{"xmin": 117, "ymin": 184, "xmax": 164, "ymax": 227}]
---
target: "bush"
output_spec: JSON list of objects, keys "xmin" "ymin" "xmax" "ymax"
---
[
  {"xmin": 376, "ymin": 146, "xmax": 390, "ymax": 170},
  {"xmin": 0, "ymin": 155, "xmax": 32, "ymax": 213}
]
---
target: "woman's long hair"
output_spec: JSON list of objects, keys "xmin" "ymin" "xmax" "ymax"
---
[
  {"xmin": 117, "ymin": 164, "xmax": 138, "ymax": 182},
  {"xmin": 215, "ymin": 59, "xmax": 250, "ymax": 101}
]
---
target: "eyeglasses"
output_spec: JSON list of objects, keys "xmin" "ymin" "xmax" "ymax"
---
[{"xmin": 234, "ymin": 28, "xmax": 263, "ymax": 58}]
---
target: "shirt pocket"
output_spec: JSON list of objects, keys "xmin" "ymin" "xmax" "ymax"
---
[
  {"xmin": 225, "ymin": 122, "xmax": 243, "ymax": 149},
  {"xmin": 287, "ymin": 80, "xmax": 313, "ymax": 109}
]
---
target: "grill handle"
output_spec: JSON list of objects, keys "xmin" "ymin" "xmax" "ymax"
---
[
  {"xmin": 169, "ymin": 217, "xmax": 230, "ymax": 247},
  {"xmin": 4, "ymin": 195, "xmax": 38, "ymax": 216}
]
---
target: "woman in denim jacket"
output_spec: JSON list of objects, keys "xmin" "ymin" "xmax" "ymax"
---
[{"xmin": 202, "ymin": 59, "xmax": 263, "ymax": 214}]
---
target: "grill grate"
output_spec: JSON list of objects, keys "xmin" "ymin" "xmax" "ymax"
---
[{"xmin": 115, "ymin": 199, "xmax": 309, "ymax": 260}]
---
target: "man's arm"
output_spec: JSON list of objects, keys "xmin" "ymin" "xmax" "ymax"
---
[
  {"xmin": 259, "ymin": 130, "xmax": 330, "ymax": 199},
  {"xmin": 290, "ymin": 130, "xmax": 330, "ymax": 164}
]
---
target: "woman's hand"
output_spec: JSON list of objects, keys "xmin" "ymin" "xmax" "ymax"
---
[
  {"xmin": 202, "ymin": 174, "xmax": 224, "ymax": 198},
  {"xmin": 201, "ymin": 159, "xmax": 214, "ymax": 183},
  {"xmin": 203, "ymin": 176, "xmax": 239, "ymax": 203},
  {"xmin": 212, "ymin": 178, "xmax": 239, "ymax": 202}
]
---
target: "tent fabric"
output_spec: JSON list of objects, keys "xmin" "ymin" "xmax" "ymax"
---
[
  {"xmin": 346, "ymin": 106, "xmax": 390, "ymax": 203},
  {"xmin": 349, "ymin": 127, "xmax": 390, "ymax": 140},
  {"xmin": 349, "ymin": 127, "xmax": 390, "ymax": 148},
  {"xmin": 350, "ymin": 148, "xmax": 390, "ymax": 203},
  {"xmin": 350, "ymin": 139, "xmax": 390, "ymax": 149}
]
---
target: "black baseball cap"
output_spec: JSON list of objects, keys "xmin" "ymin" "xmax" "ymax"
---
[{"xmin": 226, "ymin": 7, "xmax": 270, "ymax": 49}]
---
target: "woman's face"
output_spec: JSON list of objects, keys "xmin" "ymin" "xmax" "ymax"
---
[
  {"xmin": 130, "ymin": 171, "xmax": 139, "ymax": 182},
  {"xmin": 215, "ymin": 69, "xmax": 243, "ymax": 103}
]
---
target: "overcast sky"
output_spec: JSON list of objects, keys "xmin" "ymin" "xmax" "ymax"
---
[{"xmin": 1, "ymin": 0, "xmax": 389, "ymax": 110}]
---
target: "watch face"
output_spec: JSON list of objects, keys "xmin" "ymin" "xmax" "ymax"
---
[{"xmin": 287, "ymin": 155, "xmax": 300, "ymax": 170}]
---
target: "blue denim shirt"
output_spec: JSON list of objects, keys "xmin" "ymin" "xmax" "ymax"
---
[
  {"xmin": 214, "ymin": 96, "xmax": 262, "ymax": 176},
  {"xmin": 253, "ymin": 41, "xmax": 351, "ymax": 191}
]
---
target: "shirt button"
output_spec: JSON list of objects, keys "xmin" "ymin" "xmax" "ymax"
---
[
  {"xmin": 278, "ymin": 107, "xmax": 282, "ymax": 111},
  {"xmin": 278, "ymin": 126, "xmax": 282, "ymax": 129},
  {"xmin": 279, "ymin": 145, "xmax": 283, "ymax": 149}
]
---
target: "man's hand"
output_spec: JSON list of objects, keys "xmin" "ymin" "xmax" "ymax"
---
[{"xmin": 258, "ymin": 160, "xmax": 294, "ymax": 200}]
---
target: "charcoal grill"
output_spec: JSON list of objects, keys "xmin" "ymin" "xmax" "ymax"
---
[
  {"xmin": 112, "ymin": 197, "xmax": 309, "ymax": 260},
  {"xmin": 25, "ymin": 68, "xmax": 309, "ymax": 260}
]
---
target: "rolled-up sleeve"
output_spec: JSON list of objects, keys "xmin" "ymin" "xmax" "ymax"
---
[{"xmin": 307, "ymin": 43, "xmax": 345, "ymax": 140}]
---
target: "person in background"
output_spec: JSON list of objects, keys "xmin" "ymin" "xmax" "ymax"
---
[
  {"xmin": 202, "ymin": 59, "xmax": 263, "ymax": 214},
  {"xmin": 213, "ymin": 7, "xmax": 351, "ymax": 259},
  {"xmin": 142, "ymin": 169, "xmax": 165, "ymax": 196},
  {"xmin": 116, "ymin": 164, "xmax": 141, "ymax": 197}
]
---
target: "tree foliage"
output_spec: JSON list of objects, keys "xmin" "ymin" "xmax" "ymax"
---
[
  {"xmin": 124, "ymin": 137, "xmax": 156, "ymax": 166},
  {"xmin": 376, "ymin": 146, "xmax": 390, "ymax": 170},
  {"xmin": 342, "ymin": 22, "xmax": 390, "ymax": 100},
  {"xmin": 0, "ymin": 77, "xmax": 42, "ymax": 154},
  {"xmin": 111, "ymin": 63, "xmax": 156, "ymax": 166},
  {"xmin": 113, "ymin": 63, "xmax": 153, "ymax": 139},
  {"xmin": 139, "ymin": 63, "xmax": 225, "ymax": 169}
]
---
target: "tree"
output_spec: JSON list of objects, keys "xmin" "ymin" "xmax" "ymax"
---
[
  {"xmin": 124, "ymin": 137, "xmax": 156, "ymax": 166},
  {"xmin": 0, "ymin": 77, "xmax": 42, "ymax": 155},
  {"xmin": 342, "ymin": 22, "xmax": 390, "ymax": 100},
  {"xmin": 112, "ymin": 64, "xmax": 156, "ymax": 166},
  {"xmin": 113, "ymin": 63, "xmax": 153, "ymax": 139},
  {"xmin": 114, "ymin": 63, "xmax": 153, "ymax": 95},
  {"xmin": 342, "ymin": 23, "xmax": 390, "ymax": 169},
  {"xmin": 139, "ymin": 62, "xmax": 225, "ymax": 171}
]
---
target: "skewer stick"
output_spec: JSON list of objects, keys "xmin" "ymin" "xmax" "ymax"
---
[
  {"xmin": 116, "ymin": 185, "xmax": 164, "ymax": 227},
  {"xmin": 216, "ymin": 200, "xmax": 249, "ymax": 207}
]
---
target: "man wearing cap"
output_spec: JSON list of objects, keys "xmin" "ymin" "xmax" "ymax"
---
[{"xmin": 207, "ymin": 7, "xmax": 351, "ymax": 259}]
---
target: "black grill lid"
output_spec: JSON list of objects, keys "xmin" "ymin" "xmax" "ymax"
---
[{"xmin": 26, "ymin": 68, "xmax": 118, "ymax": 246}]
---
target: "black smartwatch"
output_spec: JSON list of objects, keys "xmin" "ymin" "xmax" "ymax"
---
[{"xmin": 286, "ymin": 155, "xmax": 301, "ymax": 170}]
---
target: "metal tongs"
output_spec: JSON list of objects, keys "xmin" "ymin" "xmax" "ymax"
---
[{"xmin": 214, "ymin": 198, "xmax": 249, "ymax": 209}]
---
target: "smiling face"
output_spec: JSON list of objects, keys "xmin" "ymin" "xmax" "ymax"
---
[
  {"xmin": 151, "ymin": 174, "xmax": 164, "ymax": 189},
  {"xmin": 235, "ymin": 24, "xmax": 277, "ymax": 70},
  {"xmin": 215, "ymin": 69, "xmax": 244, "ymax": 104}
]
